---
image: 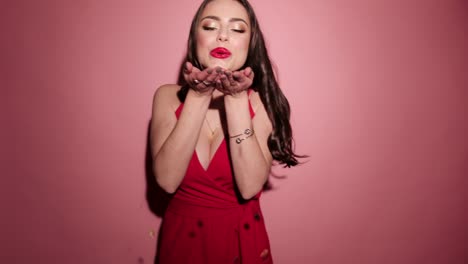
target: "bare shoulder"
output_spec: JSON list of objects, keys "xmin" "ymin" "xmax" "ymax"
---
[{"xmin": 153, "ymin": 84, "xmax": 182, "ymax": 112}]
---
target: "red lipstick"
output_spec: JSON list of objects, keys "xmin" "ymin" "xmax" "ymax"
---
[{"xmin": 210, "ymin": 47, "xmax": 231, "ymax": 59}]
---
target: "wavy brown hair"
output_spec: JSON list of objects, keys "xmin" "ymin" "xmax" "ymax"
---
[{"xmin": 178, "ymin": 0, "xmax": 304, "ymax": 167}]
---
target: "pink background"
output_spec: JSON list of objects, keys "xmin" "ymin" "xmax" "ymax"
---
[{"xmin": 2, "ymin": 0, "xmax": 467, "ymax": 263}]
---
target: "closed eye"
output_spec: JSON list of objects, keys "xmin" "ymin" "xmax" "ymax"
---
[
  {"xmin": 202, "ymin": 26, "xmax": 217, "ymax": 31},
  {"xmin": 232, "ymin": 29, "xmax": 246, "ymax": 33}
]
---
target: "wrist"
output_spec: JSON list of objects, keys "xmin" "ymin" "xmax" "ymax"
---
[
  {"xmin": 186, "ymin": 89, "xmax": 213, "ymax": 105},
  {"xmin": 230, "ymin": 128, "xmax": 255, "ymax": 144},
  {"xmin": 188, "ymin": 87, "xmax": 213, "ymax": 99},
  {"xmin": 224, "ymin": 89, "xmax": 248, "ymax": 101}
]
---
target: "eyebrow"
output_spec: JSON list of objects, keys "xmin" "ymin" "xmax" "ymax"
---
[{"xmin": 200, "ymin": 15, "xmax": 249, "ymax": 26}]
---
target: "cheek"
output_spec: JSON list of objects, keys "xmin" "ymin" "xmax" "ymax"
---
[
  {"xmin": 235, "ymin": 38, "xmax": 250, "ymax": 57},
  {"xmin": 196, "ymin": 36, "xmax": 205, "ymax": 50},
  {"xmin": 243, "ymin": 40, "xmax": 250, "ymax": 52},
  {"xmin": 196, "ymin": 31, "xmax": 214, "ymax": 49},
  {"xmin": 194, "ymin": 36, "xmax": 204, "ymax": 57},
  {"xmin": 195, "ymin": 35, "xmax": 207, "ymax": 62}
]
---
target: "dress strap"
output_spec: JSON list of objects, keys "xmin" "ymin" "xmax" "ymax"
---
[
  {"xmin": 175, "ymin": 101, "xmax": 183, "ymax": 119},
  {"xmin": 247, "ymin": 89, "xmax": 255, "ymax": 118}
]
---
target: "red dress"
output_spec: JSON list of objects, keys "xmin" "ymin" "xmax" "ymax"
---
[{"xmin": 157, "ymin": 93, "xmax": 273, "ymax": 264}]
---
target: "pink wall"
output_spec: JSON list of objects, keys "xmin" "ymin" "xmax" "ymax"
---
[{"xmin": 2, "ymin": 0, "xmax": 467, "ymax": 263}]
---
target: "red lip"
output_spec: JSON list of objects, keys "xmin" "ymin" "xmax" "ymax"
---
[{"xmin": 210, "ymin": 47, "xmax": 231, "ymax": 59}]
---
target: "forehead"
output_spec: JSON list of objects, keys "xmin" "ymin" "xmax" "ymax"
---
[{"xmin": 200, "ymin": 0, "xmax": 249, "ymax": 22}]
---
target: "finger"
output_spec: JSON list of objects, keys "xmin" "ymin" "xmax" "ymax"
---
[
  {"xmin": 189, "ymin": 70, "xmax": 203, "ymax": 87},
  {"xmin": 188, "ymin": 71, "xmax": 199, "ymax": 85},
  {"xmin": 220, "ymin": 73, "xmax": 231, "ymax": 91},
  {"xmin": 191, "ymin": 64, "xmax": 202, "ymax": 73},
  {"xmin": 183, "ymin": 62, "xmax": 192, "ymax": 84},
  {"xmin": 204, "ymin": 68, "xmax": 219, "ymax": 85},
  {"xmin": 213, "ymin": 67, "xmax": 224, "ymax": 89},
  {"xmin": 232, "ymin": 71, "xmax": 245, "ymax": 83},
  {"xmin": 184, "ymin": 63, "xmax": 205, "ymax": 87},
  {"xmin": 225, "ymin": 71, "xmax": 236, "ymax": 87},
  {"xmin": 194, "ymin": 68, "xmax": 212, "ymax": 84},
  {"xmin": 202, "ymin": 69, "xmax": 214, "ymax": 86},
  {"xmin": 213, "ymin": 74, "xmax": 225, "ymax": 92},
  {"xmin": 196, "ymin": 69, "xmax": 216, "ymax": 91},
  {"xmin": 247, "ymin": 69, "xmax": 254, "ymax": 81},
  {"xmin": 241, "ymin": 67, "xmax": 254, "ymax": 81},
  {"xmin": 192, "ymin": 80, "xmax": 213, "ymax": 94},
  {"xmin": 243, "ymin": 67, "xmax": 252, "ymax": 77},
  {"xmin": 184, "ymin": 61, "xmax": 193, "ymax": 74},
  {"xmin": 215, "ymin": 79, "xmax": 223, "ymax": 91}
]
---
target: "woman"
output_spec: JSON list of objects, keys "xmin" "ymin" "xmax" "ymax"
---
[{"xmin": 151, "ymin": 0, "xmax": 302, "ymax": 263}]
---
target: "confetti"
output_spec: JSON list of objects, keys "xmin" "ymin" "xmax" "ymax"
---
[{"xmin": 148, "ymin": 229, "xmax": 155, "ymax": 238}]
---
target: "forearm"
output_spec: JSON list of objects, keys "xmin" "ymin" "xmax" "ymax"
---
[
  {"xmin": 224, "ymin": 92, "xmax": 270, "ymax": 199},
  {"xmin": 154, "ymin": 90, "xmax": 211, "ymax": 193}
]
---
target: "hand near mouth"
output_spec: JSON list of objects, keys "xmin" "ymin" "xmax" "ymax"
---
[
  {"xmin": 216, "ymin": 67, "xmax": 254, "ymax": 96},
  {"xmin": 183, "ymin": 62, "xmax": 220, "ymax": 96}
]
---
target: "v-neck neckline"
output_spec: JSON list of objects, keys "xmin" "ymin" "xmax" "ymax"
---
[
  {"xmin": 194, "ymin": 139, "xmax": 225, "ymax": 173},
  {"xmin": 174, "ymin": 89, "xmax": 255, "ymax": 173}
]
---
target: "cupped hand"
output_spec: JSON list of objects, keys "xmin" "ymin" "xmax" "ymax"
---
[
  {"xmin": 215, "ymin": 67, "xmax": 254, "ymax": 96},
  {"xmin": 183, "ymin": 62, "xmax": 220, "ymax": 96}
]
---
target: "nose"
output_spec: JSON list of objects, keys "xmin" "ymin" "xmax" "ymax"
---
[{"xmin": 217, "ymin": 28, "xmax": 229, "ymax": 42}]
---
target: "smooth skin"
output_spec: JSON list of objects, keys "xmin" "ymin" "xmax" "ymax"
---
[{"xmin": 151, "ymin": 0, "xmax": 272, "ymax": 199}]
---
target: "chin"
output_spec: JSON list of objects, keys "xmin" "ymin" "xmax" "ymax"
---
[
  {"xmin": 204, "ymin": 59, "xmax": 242, "ymax": 71},
  {"xmin": 206, "ymin": 61, "xmax": 229, "ymax": 70}
]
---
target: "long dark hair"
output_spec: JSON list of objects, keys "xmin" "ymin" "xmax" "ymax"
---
[{"xmin": 178, "ymin": 0, "xmax": 304, "ymax": 167}]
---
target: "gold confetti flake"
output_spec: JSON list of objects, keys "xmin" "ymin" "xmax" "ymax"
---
[{"xmin": 148, "ymin": 229, "xmax": 155, "ymax": 238}]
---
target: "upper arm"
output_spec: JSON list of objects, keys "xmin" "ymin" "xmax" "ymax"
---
[
  {"xmin": 251, "ymin": 92, "xmax": 273, "ymax": 166},
  {"xmin": 150, "ymin": 84, "xmax": 179, "ymax": 160}
]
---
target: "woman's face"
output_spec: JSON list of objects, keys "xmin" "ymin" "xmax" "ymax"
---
[{"xmin": 195, "ymin": 0, "xmax": 251, "ymax": 71}]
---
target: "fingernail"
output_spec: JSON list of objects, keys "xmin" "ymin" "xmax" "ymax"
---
[
  {"xmin": 216, "ymin": 67, "xmax": 222, "ymax": 73},
  {"xmin": 207, "ymin": 69, "xmax": 213, "ymax": 74}
]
